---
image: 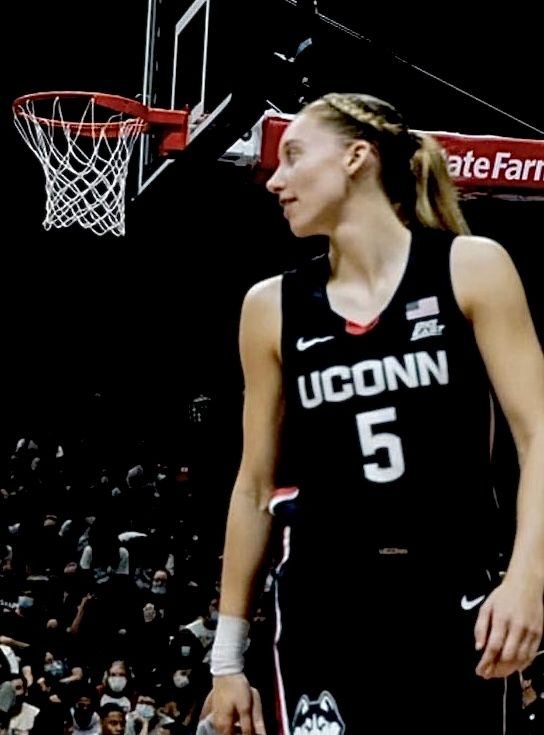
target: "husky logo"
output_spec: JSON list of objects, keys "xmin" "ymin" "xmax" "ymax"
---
[{"xmin": 292, "ymin": 691, "xmax": 345, "ymax": 735}]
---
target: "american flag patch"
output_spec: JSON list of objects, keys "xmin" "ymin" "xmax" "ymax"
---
[{"xmin": 405, "ymin": 296, "xmax": 439, "ymax": 320}]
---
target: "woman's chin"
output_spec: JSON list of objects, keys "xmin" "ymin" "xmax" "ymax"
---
[{"xmin": 288, "ymin": 219, "xmax": 315, "ymax": 238}]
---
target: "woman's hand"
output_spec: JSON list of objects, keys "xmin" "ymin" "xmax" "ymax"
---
[{"xmin": 474, "ymin": 577, "xmax": 543, "ymax": 678}]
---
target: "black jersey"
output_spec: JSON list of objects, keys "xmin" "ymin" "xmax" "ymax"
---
[{"xmin": 279, "ymin": 228, "xmax": 500, "ymax": 573}]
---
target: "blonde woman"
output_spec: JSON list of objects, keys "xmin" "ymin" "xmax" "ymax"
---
[{"xmin": 209, "ymin": 93, "xmax": 544, "ymax": 734}]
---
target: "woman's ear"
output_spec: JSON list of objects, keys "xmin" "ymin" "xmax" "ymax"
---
[{"xmin": 344, "ymin": 140, "xmax": 372, "ymax": 176}]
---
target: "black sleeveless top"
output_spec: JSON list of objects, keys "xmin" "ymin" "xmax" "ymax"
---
[{"xmin": 279, "ymin": 228, "xmax": 500, "ymax": 571}]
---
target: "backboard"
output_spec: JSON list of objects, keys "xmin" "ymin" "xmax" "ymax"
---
[{"xmin": 137, "ymin": 0, "xmax": 244, "ymax": 196}]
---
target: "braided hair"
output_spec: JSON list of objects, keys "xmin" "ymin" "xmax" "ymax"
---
[{"xmin": 304, "ymin": 93, "xmax": 470, "ymax": 235}]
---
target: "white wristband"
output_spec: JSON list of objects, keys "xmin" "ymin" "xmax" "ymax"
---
[{"xmin": 210, "ymin": 614, "xmax": 250, "ymax": 676}]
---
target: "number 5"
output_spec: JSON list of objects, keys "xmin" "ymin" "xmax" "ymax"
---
[{"xmin": 356, "ymin": 407, "xmax": 405, "ymax": 483}]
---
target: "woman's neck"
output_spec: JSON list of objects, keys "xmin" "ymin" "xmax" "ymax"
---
[{"xmin": 329, "ymin": 192, "xmax": 411, "ymax": 285}]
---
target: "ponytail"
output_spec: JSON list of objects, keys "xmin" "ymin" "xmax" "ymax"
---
[{"xmin": 409, "ymin": 134, "xmax": 470, "ymax": 235}]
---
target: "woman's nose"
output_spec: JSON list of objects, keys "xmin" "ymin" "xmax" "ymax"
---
[{"xmin": 265, "ymin": 167, "xmax": 284, "ymax": 194}]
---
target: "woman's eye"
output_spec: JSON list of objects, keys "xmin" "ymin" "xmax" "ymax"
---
[{"xmin": 284, "ymin": 148, "xmax": 300, "ymax": 164}]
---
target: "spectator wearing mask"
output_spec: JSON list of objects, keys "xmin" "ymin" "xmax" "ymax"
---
[
  {"xmin": 140, "ymin": 569, "xmax": 179, "ymax": 631},
  {"xmin": 16, "ymin": 615, "xmax": 84, "ymax": 702},
  {"xmin": 125, "ymin": 688, "xmax": 174, "ymax": 735},
  {"xmin": 70, "ymin": 690, "xmax": 101, "ymax": 735},
  {"xmin": 161, "ymin": 665, "xmax": 206, "ymax": 732},
  {"xmin": 96, "ymin": 660, "xmax": 133, "ymax": 713},
  {"xmin": 0, "ymin": 589, "xmax": 40, "ymax": 662},
  {"xmin": 166, "ymin": 627, "xmax": 204, "ymax": 674},
  {"xmin": 0, "ymin": 674, "xmax": 40, "ymax": 733}
]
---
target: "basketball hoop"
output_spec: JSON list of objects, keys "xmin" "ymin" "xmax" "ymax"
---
[{"xmin": 12, "ymin": 91, "xmax": 188, "ymax": 237}]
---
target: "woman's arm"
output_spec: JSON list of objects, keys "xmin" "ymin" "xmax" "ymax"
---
[
  {"xmin": 452, "ymin": 235, "xmax": 544, "ymax": 678},
  {"xmin": 211, "ymin": 275, "xmax": 283, "ymax": 735},
  {"xmin": 219, "ymin": 275, "xmax": 283, "ymax": 620}
]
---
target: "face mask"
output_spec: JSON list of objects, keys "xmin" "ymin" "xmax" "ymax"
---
[
  {"xmin": 74, "ymin": 706, "xmax": 93, "ymax": 728},
  {"xmin": 135, "ymin": 703, "xmax": 155, "ymax": 720},
  {"xmin": 107, "ymin": 675, "xmax": 127, "ymax": 692},
  {"xmin": 44, "ymin": 661, "xmax": 64, "ymax": 677},
  {"xmin": 173, "ymin": 674, "xmax": 189, "ymax": 689},
  {"xmin": 18, "ymin": 596, "xmax": 34, "ymax": 609},
  {"xmin": 151, "ymin": 583, "xmax": 166, "ymax": 595}
]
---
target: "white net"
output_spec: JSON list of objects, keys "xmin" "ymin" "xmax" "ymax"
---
[{"xmin": 13, "ymin": 95, "xmax": 146, "ymax": 237}]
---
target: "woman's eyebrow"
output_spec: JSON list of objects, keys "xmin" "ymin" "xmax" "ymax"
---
[{"xmin": 281, "ymin": 139, "xmax": 302, "ymax": 152}]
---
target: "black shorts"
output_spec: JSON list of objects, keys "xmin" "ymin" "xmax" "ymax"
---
[{"xmin": 272, "ymin": 531, "xmax": 526, "ymax": 735}]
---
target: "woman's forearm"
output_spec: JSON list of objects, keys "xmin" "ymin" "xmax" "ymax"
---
[
  {"xmin": 219, "ymin": 482, "xmax": 274, "ymax": 620},
  {"xmin": 505, "ymin": 428, "xmax": 544, "ymax": 589}
]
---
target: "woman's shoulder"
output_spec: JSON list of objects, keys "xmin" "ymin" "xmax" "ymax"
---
[
  {"xmin": 239, "ymin": 276, "xmax": 283, "ymax": 359},
  {"xmin": 451, "ymin": 234, "xmax": 513, "ymax": 280},
  {"xmin": 450, "ymin": 234, "xmax": 519, "ymax": 313},
  {"xmin": 452, "ymin": 233, "xmax": 504, "ymax": 255},
  {"xmin": 244, "ymin": 274, "xmax": 283, "ymax": 305},
  {"xmin": 241, "ymin": 275, "xmax": 283, "ymax": 327}
]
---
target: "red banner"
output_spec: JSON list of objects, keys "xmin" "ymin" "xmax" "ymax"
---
[{"xmin": 261, "ymin": 115, "xmax": 544, "ymax": 191}]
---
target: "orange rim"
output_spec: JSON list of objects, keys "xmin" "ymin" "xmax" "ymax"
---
[{"xmin": 12, "ymin": 91, "xmax": 150, "ymax": 138}]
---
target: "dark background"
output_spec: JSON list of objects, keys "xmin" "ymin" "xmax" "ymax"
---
[{"xmin": 2, "ymin": 1, "xmax": 543, "ymax": 506}]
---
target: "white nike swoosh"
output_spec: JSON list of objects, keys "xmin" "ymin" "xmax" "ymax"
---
[
  {"xmin": 296, "ymin": 336, "xmax": 335, "ymax": 351},
  {"xmin": 460, "ymin": 594, "xmax": 486, "ymax": 611}
]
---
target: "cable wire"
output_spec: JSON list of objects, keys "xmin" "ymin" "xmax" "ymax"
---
[{"xmin": 282, "ymin": 0, "xmax": 544, "ymax": 136}]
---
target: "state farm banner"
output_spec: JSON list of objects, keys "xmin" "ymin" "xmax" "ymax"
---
[
  {"xmin": 431, "ymin": 132, "xmax": 544, "ymax": 190},
  {"xmin": 261, "ymin": 115, "xmax": 544, "ymax": 191}
]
